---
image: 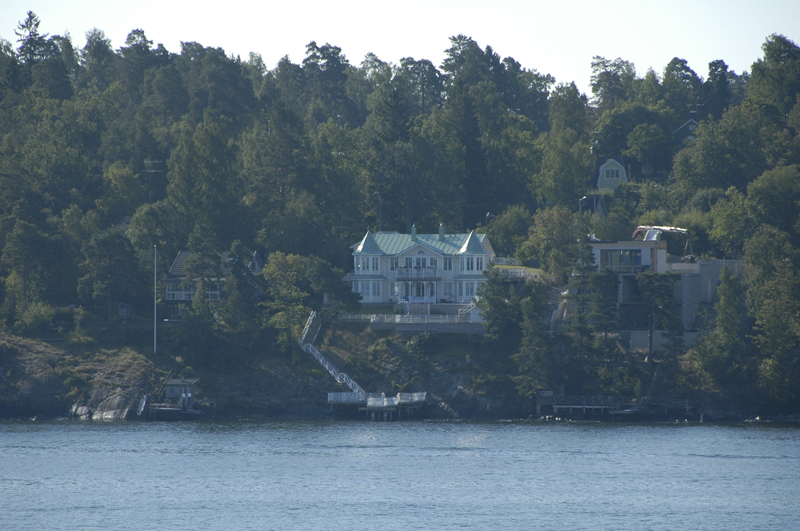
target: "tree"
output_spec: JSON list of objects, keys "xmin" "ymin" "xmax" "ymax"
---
[
  {"xmin": 704, "ymin": 60, "xmax": 731, "ymax": 119},
  {"xmin": 744, "ymin": 225, "xmax": 800, "ymax": 411},
  {"xmin": 662, "ymin": 58, "xmax": 702, "ymax": 115},
  {"xmin": 589, "ymin": 267, "xmax": 620, "ymax": 343},
  {"xmin": 590, "ymin": 56, "xmax": 635, "ymax": 113},
  {"xmin": 623, "ymin": 123, "xmax": 672, "ymax": 174},
  {"xmin": 486, "ymin": 205, "xmax": 532, "ymax": 258},
  {"xmin": 548, "ymin": 82, "xmax": 589, "ymax": 134},
  {"xmin": 77, "ymin": 231, "xmax": 144, "ymax": 319},
  {"xmin": 1, "ymin": 219, "xmax": 49, "ymax": 303},
  {"xmin": 94, "ymin": 162, "xmax": 147, "ymax": 224},
  {"xmin": 79, "ymin": 28, "xmax": 117, "ymax": 91},
  {"xmin": 518, "ymin": 206, "xmax": 588, "ymax": 281},
  {"xmin": 14, "ymin": 11, "xmax": 49, "ymax": 66},
  {"xmin": 399, "ymin": 57, "xmax": 444, "ymax": 116},
  {"xmin": 748, "ymin": 34, "xmax": 800, "ymax": 115},
  {"xmin": 745, "ymin": 165, "xmax": 800, "ymax": 245},
  {"xmin": 529, "ymin": 126, "xmax": 594, "ymax": 207},
  {"xmin": 636, "ymin": 270, "xmax": 681, "ymax": 356},
  {"xmin": 690, "ymin": 266, "xmax": 754, "ymax": 398}
]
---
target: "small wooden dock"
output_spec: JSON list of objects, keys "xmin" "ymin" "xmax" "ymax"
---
[{"xmin": 536, "ymin": 388, "xmax": 690, "ymax": 419}]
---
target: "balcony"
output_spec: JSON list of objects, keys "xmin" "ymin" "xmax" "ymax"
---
[
  {"xmin": 602, "ymin": 264, "xmax": 649, "ymax": 275},
  {"xmin": 395, "ymin": 267, "xmax": 441, "ymax": 280}
]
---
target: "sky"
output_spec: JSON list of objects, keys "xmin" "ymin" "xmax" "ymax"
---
[{"xmin": 2, "ymin": 0, "xmax": 799, "ymax": 96}]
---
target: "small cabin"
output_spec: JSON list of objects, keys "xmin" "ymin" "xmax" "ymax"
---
[
  {"xmin": 597, "ymin": 159, "xmax": 628, "ymax": 190},
  {"xmin": 163, "ymin": 377, "xmax": 199, "ymax": 412}
]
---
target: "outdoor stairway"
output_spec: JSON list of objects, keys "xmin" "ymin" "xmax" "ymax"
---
[
  {"xmin": 299, "ymin": 311, "xmax": 366, "ymax": 397},
  {"xmin": 298, "ymin": 311, "xmax": 426, "ymax": 413}
]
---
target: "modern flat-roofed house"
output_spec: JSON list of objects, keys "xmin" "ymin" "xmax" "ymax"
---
[
  {"xmin": 349, "ymin": 225, "xmax": 495, "ymax": 304},
  {"xmin": 586, "ymin": 227, "xmax": 743, "ymax": 349}
]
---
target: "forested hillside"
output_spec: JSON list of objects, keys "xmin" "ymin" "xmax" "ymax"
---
[{"xmin": 1, "ymin": 11, "xmax": 799, "ymax": 416}]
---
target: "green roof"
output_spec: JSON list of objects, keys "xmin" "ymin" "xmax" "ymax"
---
[
  {"xmin": 458, "ymin": 231, "xmax": 489, "ymax": 255},
  {"xmin": 353, "ymin": 231, "xmax": 490, "ymax": 256},
  {"xmin": 354, "ymin": 231, "xmax": 383, "ymax": 254}
]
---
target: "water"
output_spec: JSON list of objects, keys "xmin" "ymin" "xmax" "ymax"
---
[{"xmin": 1, "ymin": 420, "xmax": 798, "ymax": 531}]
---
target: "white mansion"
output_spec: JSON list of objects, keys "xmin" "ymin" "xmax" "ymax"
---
[{"xmin": 350, "ymin": 224, "xmax": 495, "ymax": 304}]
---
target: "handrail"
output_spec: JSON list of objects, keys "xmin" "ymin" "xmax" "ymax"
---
[{"xmin": 299, "ymin": 311, "xmax": 366, "ymax": 397}]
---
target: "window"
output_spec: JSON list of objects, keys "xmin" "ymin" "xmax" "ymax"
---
[
  {"xmin": 372, "ymin": 282, "xmax": 381, "ymax": 296},
  {"xmin": 372, "ymin": 257, "xmax": 379, "ymax": 272},
  {"xmin": 443, "ymin": 257, "xmax": 452, "ymax": 271},
  {"xmin": 415, "ymin": 283, "xmax": 424, "ymax": 297},
  {"xmin": 416, "ymin": 257, "xmax": 426, "ymax": 268},
  {"xmin": 429, "ymin": 258, "xmax": 437, "ymax": 269},
  {"xmin": 360, "ymin": 282, "xmax": 368, "ymax": 294},
  {"xmin": 465, "ymin": 282, "xmax": 475, "ymax": 297},
  {"xmin": 443, "ymin": 282, "xmax": 453, "ymax": 296},
  {"xmin": 390, "ymin": 258, "xmax": 398, "ymax": 271},
  {"xmin": 391, "ymin": 282, "xmax": 398, "ymax": 296},
  {"xmin": 600, "ymin": 249, "xmax": 642, "ymax": 270},
  {"xmin": 458, "ymin": 282, "xmax": 463, "ymax": 297},
  {"xmin": 405, "ymin": 257, "xmax": 413, "ymax": 268},
  {"xmin": 460, "ymin": 257, "xmax": 465, "ymax": 271},
  {"xmin": 476, "ymin": 257, "xmax": 483, "ymax": 271},
  {"xmin": 352, "ymin": 282, "xmax": 358, "ymax": 293},
  {"xmin": 466, "ymin": 257, "xmax": 474, "ymax": 271},
  {"xmin": 362, "ymin": 257, "xmax": 369, "ymax": 271}
]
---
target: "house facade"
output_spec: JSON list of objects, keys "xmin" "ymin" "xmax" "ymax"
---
[
  {"xmin": 597, "ymin": 159, "xmax": 629, "ymax": 190},
  {"xmin": 165, "ymin": 250, "xmax": 263, "ymax": 319},
  {"xmin": 587, "ymin": 228, "xmax": 743, "ymax": 348},
  {"xmin": 349, "ymin": 225, "xmax": 495, "ymax": 304},
  {"xmin": 673, "ymin": 118, "xmax": 700, "ymax": 145}
]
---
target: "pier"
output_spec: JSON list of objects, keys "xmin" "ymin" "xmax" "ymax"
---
[{"xmin": 536, "ymin": 388, "xmax": 690, "ymax": 419}]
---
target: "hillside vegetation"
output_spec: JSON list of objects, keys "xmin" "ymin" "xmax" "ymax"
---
[{"xmin": 1, "ymin": 12, "xmax": 799, "ymax": 417}]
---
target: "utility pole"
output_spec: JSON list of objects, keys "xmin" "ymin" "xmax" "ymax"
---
[{"xmin": 154, "ymin": 245, "xmax": 157, "ymax": 354}]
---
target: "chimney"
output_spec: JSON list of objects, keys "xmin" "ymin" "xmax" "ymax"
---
[
  {"xmin": 411, "ymin": 224, "xmax": 417, "ymax": 241},
  {"xmin": 439, "ymin": 223, "xmax": 444, "ymax": 241}
]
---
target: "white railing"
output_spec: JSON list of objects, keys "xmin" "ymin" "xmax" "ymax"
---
[
  {"xmin": 327, "ymin": 392, "xmax": 426, "ymax": 406},
  {"xmin": 601, "ymin": 265, "xmax": 648, "ymax": 274},
  {"xmin": 498, "ymin": 268, "xmax": 537, "ymax": 280},
  {"xmin": 398, "ymin": 392, "xmax": 427, "ymax": 403},
  {"xmin": 339, "ymin": 314, "xmax": 471, "ymax": 324},
  {"xmin": 299, "ymin": 311, "xmax": 366, "ymax": 396},
  {"xmin": 396, "ymin": 267, "xmax": 440, "ymax": 279},
  {"xmin": 492, "ymin": 257, "xmax": 520, "ymax": 266},
  {"xmin": 328, "ymin": 392, "xmax": 386, "ymax": 403}
]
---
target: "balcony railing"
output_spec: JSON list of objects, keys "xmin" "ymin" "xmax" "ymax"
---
[
  {"xmin": 395, "ymin": 267, "xmax": 440, "ymax": 279},
  {"xmin": 601, "ymin": 264, "xmax": 649, "ymax": 274}
]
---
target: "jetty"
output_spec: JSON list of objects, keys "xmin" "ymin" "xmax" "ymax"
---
[
  {"xmin": 299, "ymin": 311, "xmax": 426, "ymax": 420},
  {"xmin": 138, "ymin": 372, "xmax": 203, "ymax": 420}
]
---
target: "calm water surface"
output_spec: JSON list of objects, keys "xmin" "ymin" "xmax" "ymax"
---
[{"xmin": 1, "ymin": 419, "xmax": 798, "ymax": 530}]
